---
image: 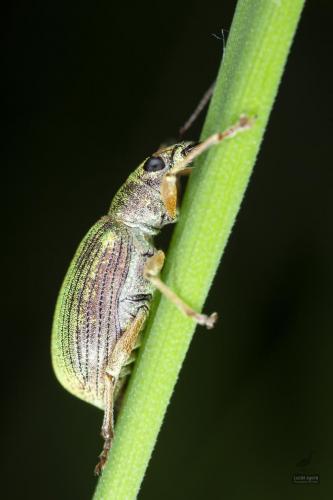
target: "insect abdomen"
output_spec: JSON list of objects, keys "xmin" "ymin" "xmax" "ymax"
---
[{"xmin": 51, "ymin": 216, "xmax": 131, "ymax": 408}]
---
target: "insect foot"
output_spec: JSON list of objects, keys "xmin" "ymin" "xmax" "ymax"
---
[
  {"xmin": 94, "ymin": 437, "xmax": 112, "ymax": 476},
  {"xmin": 218, "ymin": 114, "xmax": 254, "ymax": 140},
  {"xmin": 196, "ymin": 311, "xmax": 218, "ymax": 330}
]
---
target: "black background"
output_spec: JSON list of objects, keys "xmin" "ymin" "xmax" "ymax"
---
[{"xmin": 4, "ymin": 1, "xmax": 333, "ymax": 498}]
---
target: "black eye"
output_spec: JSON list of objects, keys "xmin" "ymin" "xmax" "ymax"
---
[
  {"xmin": 181, "ymin": 142, "xmax": 199, "ymax": 156},
  {"xmin": 143, "ymin": 156, "xmax": 166, "ymax": 172}
]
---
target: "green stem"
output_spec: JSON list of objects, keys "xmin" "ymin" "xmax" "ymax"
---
[{"xmin": 94, "ymin": 0, "xmax": 305, "ymax": 498}]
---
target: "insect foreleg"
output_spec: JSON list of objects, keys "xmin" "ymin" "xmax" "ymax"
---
[
  {"xmin": 144, "ymin": 250, "xmax": 217, "ymax": 329},
  {"xmin": 172, "ymin": 115, "xmax": 254, "ymax": 176},
  {"xmin": 160, "ymin": 116, "xmax": 254, "ymax": 215}
]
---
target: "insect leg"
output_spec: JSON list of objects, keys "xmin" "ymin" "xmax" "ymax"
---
[
  {"xmin": 94, "ymin": 309, "xmax": 148, "ymax": 475},
  {"xmin": 161, "ymin": 116, "xmax": 254, "ymax": 215},
  {"xmin": 173, "ymin": 115, "xmax": 254, "ymax": 176},
  {"xmin": 94, "ymin": 372, "xmax": 115, "ymax": 476},
  {"xmin": 144, "ymin": 250, "xmax": 217, "ymax": 329}
]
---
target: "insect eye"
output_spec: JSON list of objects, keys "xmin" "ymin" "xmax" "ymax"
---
[
  {"xmin": 143, "ymin": 156, "xmax": 166, "ymax": 172},
  {"xmin": 181, "ymin": 142, "xmax": 199, "ymax": 156}
]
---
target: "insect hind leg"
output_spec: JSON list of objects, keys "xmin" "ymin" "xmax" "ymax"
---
[
  {"xmin": 94, "ymin": 309, "xmax": 148, "ymax": 475},
  {"xmin": 94, "ymin": 371, "xmax": 115, "ymax": 476}
]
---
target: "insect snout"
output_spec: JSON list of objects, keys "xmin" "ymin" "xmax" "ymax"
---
[{"xmin": 181, "ymin": 142, "xmax": 199, "ymax": 157}]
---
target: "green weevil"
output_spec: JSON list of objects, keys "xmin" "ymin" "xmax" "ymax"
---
[{"xmin": 51, "ymin": 115, "xmax": 251, "ymax": 475}]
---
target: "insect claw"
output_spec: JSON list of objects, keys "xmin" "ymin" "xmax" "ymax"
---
[
  {"xmin": 94, "ymin": 455, "xmax": 106, "ymax": 476},
  {"xmin": 94, "ymin": 435, "xmax": 112, "ymax": 475},
  {"xmin": 94, "ymin": 446, "xmax": 110, "ymax": 476}
]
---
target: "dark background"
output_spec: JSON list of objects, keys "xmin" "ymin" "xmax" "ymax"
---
[{"xmin": 4, "ymin": 1, "xmax": 333, "ymax": 498}]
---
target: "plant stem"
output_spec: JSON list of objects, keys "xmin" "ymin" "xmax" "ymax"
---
[{"xmin": 94, "ymin": 0, "xmax": 305, "ymax": 498}]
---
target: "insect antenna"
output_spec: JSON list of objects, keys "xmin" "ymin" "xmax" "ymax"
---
[
  {"xmin": 178, "ymin": 80, "xmax": 215, "ymax": 138},
  {"xmin": 178, "ymin": 28, "xmax": 228, "ymax": 138}
]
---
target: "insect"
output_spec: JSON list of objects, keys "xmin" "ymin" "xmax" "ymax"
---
[{"xmin": 51, "ymin": 115, "xmax": 252, "ymax": 475}]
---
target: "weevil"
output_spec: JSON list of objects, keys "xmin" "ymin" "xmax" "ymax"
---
[{"xmin": 51, "ymin": 115, "xmax": 252, "ymax": 475}]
